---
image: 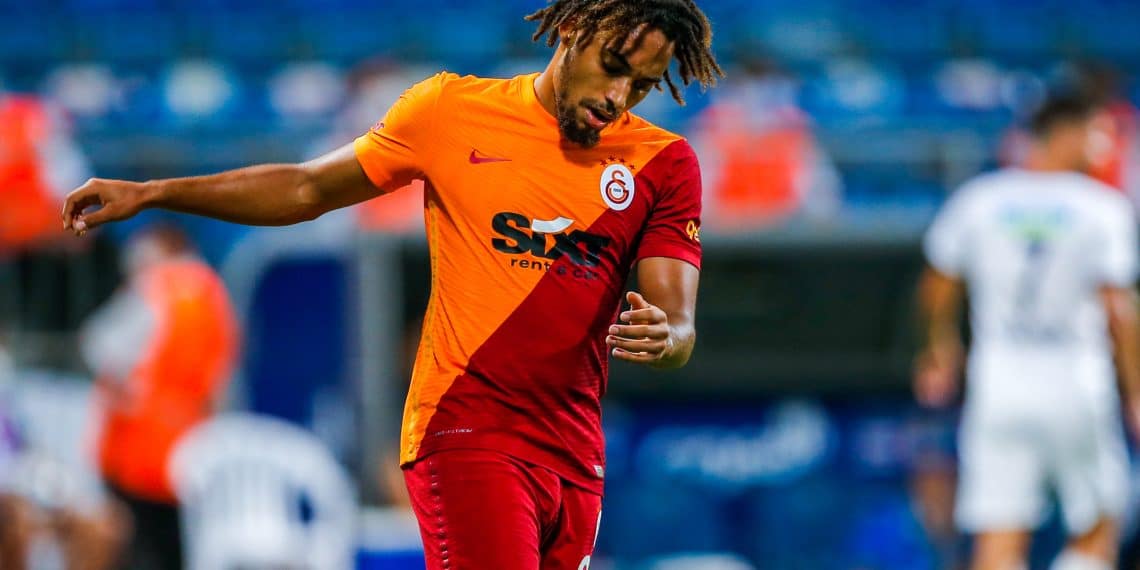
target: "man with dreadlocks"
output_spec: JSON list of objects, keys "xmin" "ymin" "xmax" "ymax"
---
[{"xmin": 62, "ymin": 1, "xmax": 722, "ymax": 567}]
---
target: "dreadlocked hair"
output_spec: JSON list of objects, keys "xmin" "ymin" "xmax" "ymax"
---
[{"xmin": 526, "ymin": 0, "xmax": 724, "ymax": 105}]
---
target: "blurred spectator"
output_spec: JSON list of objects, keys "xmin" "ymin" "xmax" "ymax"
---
[
  {"xmin": 0, "ymin": 92, "xmax": 90, "ymax": 253},
  {"xmin": 0, "ymin": 341, "xmax": 127, "ymax": 570},
  {"xmin": 81, "ymin": 225, "xmax": 239, "ymax": 570},
  {"xmin": 690, "ymin": 57, "xmax": 842, "ymax": 229}
]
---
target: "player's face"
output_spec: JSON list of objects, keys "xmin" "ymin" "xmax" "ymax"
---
[
  {"xmin": 554, "ymin": 24, "xmax": 675, "ymax": 148},
  {"xmin": 1054, "ymin": 115, "xmax": 1108, "ymax": 172}
]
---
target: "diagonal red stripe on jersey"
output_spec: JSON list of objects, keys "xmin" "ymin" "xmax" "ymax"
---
[{"xmin": 416, "ymin": 140, "xmax": 697, "ymax": 494}]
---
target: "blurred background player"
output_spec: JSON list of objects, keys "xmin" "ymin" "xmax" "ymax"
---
[
  {"xmin": 915, "ymin": 92, "xmax": 1140, "ymax": 570},
  {"xmin": 1000, "ymin": 62, "xmax": 1140, "ymax": 207},
  {"xmin": 80, "ymin": 224, "xmax": 239, "ymax": 570}
]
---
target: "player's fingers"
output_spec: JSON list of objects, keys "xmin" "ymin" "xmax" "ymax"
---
[
  {"xmin": 625, "ymin": 291, "xmax": 651, "ymax": 310},
  {"xmin": 62, "ymin": 187, "xmax": 103, "ymax": 231},
  {"xmin": 606, "ymin": 335, "xmax": 666, "ymax": 355},
  {"xmin": 619, "ymin": 306, "xmax": 666, "ymax": 324},
  {"xmin": 76, "ymin": 203, "xmax": 122, "ymax": 231},
  {"xmin": 611, "ymin": 347, "xmax": 660, "ymax": 363},
  {"xmin": 608, "ymin": 324, "xmax": 668, "ymax": 340}
]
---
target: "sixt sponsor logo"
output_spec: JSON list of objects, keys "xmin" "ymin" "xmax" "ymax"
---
[{"xmin": 491, "ymin": 212, "xmax": 611, "ymax": 279}]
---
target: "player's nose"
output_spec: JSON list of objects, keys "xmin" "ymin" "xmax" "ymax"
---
[{"xmin": 604, "ymin": 77, "xmax": 632, "ymax": 114}]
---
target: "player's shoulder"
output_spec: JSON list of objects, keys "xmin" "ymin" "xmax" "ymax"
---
[
  {"xmin": 428, "ymin": 72, "xmax": 526, "ymax": 106},
  {"xmin": 613, "ymin": 113, "xmax": 696, "ymax": 164},
  {"xmin": 1068, "ymin": 173, "xmax": 1132, "ymax": 216},
  {"xmin": 959, "ymin": 168, "xmax": 1023, "ymax": 193},
  {"xmin": 945, "ymin": 168, "xmax": 1012, "ymax": 210},
  {"xmin": 618, "ymin": 112, "xmax": 686, "ymax": 144}
]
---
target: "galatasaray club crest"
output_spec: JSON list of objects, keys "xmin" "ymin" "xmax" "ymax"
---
[{"xmin": 599, "ymin": 157, "xmax": 635, "ymax": 211}]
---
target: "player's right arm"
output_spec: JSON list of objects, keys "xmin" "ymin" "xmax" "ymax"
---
[
  {"xmin": 63, "ymin": 73, "xmax": 449, "ymax": 235},
  {"xmin": 1104, "ymin": 286, "xmax": 1140, "ymax": 436},
  {"xmin": 914, "ymin": 183, "xmax": 974, "ymax": 408},
  {"xmin": 62, "ymin": 144, "xmax": 374, "ymax": 234},
  {"xmin": 1097, "ymin": 192, "xmax": 1140, "ymax": 436},
  {"xmin": 914, "ymin": 267, "xmax": 966, "ymax": 408}
]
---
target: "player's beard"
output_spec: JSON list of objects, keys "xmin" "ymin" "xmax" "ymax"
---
[{"xmin": 554, "ymin": 49, "xmax": 602, "ymax": 149}]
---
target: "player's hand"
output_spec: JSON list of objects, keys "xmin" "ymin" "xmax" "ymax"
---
[
  {"xmin": 607, "ymin": 291, "xmax": 672, "ymax": 365},
  {"xmin": 913, "ymin": 345, "xmax": 962, "ymax": 408},
  {"xmin": 62, "ymin": 178, "xmax": 151, "ymax": 236}
]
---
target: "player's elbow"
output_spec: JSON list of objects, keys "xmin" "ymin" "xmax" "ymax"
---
[
  {"xmin": 289, "ymin": 177, "xmax": 328, "ymax": 224},
  {"xmin": 1104, "ymin": 287, "xmax": 1139, "ymax": 335}
]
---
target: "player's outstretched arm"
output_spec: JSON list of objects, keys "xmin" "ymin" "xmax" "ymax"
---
[
  {"xmin": 914, "ymin": 266, "xmax": 966, "ymax": 408},
  {"xmin": 607, "ymin": 257, "xmax": 699, "ymax": 369},
  {"xmin": 1104, "ymin": 286, "xmax": 1140, "ymax": 436},
  {"xmin": 62, "ymin": 143, "xmax": 377, "ymax": 234}
]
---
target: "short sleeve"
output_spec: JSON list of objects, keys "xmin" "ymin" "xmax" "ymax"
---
[
  {"xmin": 1097, "ymin": 198, "xmax": 1138, "ymax": 287},
  {"xmin": 923, "ymin": 186, "xmax": 974, "ymax": 277},
  {"xmin": 353, "ymin": 73, "xmax": 448, "ymax": 194},
  {"xmin": 634, "ymin": 141, "xmax": 703, "ymax": 269}
]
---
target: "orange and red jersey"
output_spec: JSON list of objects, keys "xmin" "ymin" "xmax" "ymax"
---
[{"xmin": 354, "ymin": 72, "xmax": 702, "ymax": 493}]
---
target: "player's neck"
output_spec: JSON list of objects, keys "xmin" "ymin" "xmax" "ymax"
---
[
  {"xmin": 1024, "ymin": 146, "xmax": 1079, "ymax": 174},
  {"xmin": 533, "ymin": 58, "xmax": 560, "ymax": 120}
]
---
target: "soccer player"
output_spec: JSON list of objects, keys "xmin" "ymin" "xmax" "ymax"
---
[
  {"xmin": 61, "ymin": 2, "xmax": 723, "ymax": 568},
  {"xmin": 915, "ymin": 92, "xmax": 1140, "ymax": 570}
]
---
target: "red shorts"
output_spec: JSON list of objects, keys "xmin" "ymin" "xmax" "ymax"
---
[{"xmin": 404, "ymin": 449, "xmax": 603, "ymax": 570}]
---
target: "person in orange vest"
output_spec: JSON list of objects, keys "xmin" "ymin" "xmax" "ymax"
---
[
  {"xmin": 690, "ymin": 56, "xmax": 842, "ymax": 230},
  {"xmin": 80, "ymin": 224, "xmax": 239, "ymax": 570},
  {"xmin": 0, "ymin": 93, "xmax": 91, "ymax": 253}
]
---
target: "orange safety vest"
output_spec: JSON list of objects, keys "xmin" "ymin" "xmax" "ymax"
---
[
  {"xmin": 0, "ymin": 96, "xmax": 61, "ymax": 252},
  {"xmin": 96, "ymin": 258, "xmax": 239, "ymax": 504},
  {"xmin": 697, "ymin": 102, "xmax": 811, "ymax": 227}
]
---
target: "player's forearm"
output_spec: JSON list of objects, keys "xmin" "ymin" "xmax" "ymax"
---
[
  {"xmin": 1106, "ymin": 289, "xmax": 1140, "ymax": 400},
  {"xmin": 918, "ymin": 269, "xmax": 965, "ymax": 355},
  {"xmin": 145, "ymin": 164, "xmax": 324, "ymax": 226}
]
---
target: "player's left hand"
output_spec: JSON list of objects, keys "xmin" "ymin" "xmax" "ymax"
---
[{"xmin": 607, "ymin": 291, "xmax": 672, "ymax": 364}]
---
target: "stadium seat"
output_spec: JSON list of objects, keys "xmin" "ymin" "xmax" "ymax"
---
[
  {"xmin": 844, "ymin": 0, "xmax": 953, "ymax": 58},
  {"xmin": 962, "ymin": 1, "xmax": 1062, "ymax": 57},
  {"xmin": 169, "ymin": 413, "xmax": 357, "ymax": 570},
  {"xmin": 295, "ymin": 11, "xmax": 402, "ymax": 63},
  {"xmin": 0, "ymin": 14, "xmax": 71, "ymax": 64},
  {"xmin": 73, "ymin": 11, "xmax": 179, "ymax": 64},
  {"xmin": 183, "ymin": 11, "xmax": 298, "ymax": 64}
]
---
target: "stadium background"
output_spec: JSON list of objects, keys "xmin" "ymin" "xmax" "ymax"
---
[{"xmin": 1, "ymin": 0, "xmax": 1139, "ymax": 568}]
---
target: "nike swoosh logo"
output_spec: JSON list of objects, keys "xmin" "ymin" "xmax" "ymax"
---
[
  {"xmin": 530, "ymin": 217, "xmax": 575, "ymax": 234},
  {"xmin": 469, "ymin": 149, "xmax": 512, "ymax": 164}
]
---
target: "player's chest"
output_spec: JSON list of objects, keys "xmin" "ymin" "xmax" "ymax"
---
[{"xmin": 429, "ymin": 138, "xmax": 656, "ymax": 249}]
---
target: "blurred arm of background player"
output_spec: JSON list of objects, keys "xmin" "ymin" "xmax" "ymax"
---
[
  {"xmin": 61, "ymin": 144, "xmax": 372, "ymax": 233},
  {"xmin": 1104, "ymin": 286, "xmax": 1140, "ymax": 438},
  {"xmin": 914, "ymin": 267, "xmax": 966, "ymax": 408}
]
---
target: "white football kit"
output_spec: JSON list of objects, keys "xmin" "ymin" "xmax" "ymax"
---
[{"xmin": 924, "ymin": 168, "xmax": 1138, "ymax": 534}]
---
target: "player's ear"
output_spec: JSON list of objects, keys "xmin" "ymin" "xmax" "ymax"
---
[{"xmin": 557, "ymin": 21, "xmax": 578, "ymax": 47}]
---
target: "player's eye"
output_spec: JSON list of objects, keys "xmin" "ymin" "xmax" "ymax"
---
[{"xmin": 602, "ymin": 60, "xmax": 624, "ymax": 76}]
